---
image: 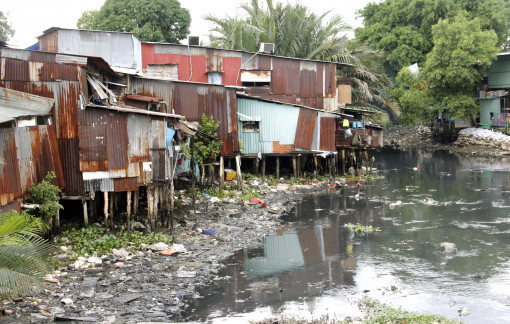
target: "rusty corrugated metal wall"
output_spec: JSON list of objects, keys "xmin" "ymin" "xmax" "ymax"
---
[
  {"xmin": 294, "ymin": 108, "xmax": 317, "ymax": 150},
  {"xmin": 141, "ymin": 43, "xmax": 338, "ymax": 111},
  {"xmin": 0, "ymin": 48, "xmax": 86, "ymax": 196},
  {"xmin": 130, "ymin": 78, "xmax": 239, "ymax": 156},
  {"xmin": 319, "ymin": 117, "xmax": 336, "ymax": 152},
  {"xmin": 0, "ymin": 126, "xmax": 64, "ymax": 206}
]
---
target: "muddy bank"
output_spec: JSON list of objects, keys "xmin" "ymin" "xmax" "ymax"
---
[
  {"xmin": 3, "ymin": 179, "xmax": 347, "ymax": 323},
  {"xmin": 384, "ymin": 125, "xmax": 510, "ymax": 158}
]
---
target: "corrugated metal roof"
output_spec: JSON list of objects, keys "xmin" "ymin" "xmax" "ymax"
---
[
  {"xmin": 0, "ymin": 87, "xmax": 55, "ymax": 123},
  {"xmin": 39, "ymin": 28, "xmax": 142, "ymax": 70}
]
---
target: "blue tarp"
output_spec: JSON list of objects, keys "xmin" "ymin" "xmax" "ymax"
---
[
  {"xmin": 166, "ymin": 128, "xmax": 175, "ymax": 148},
  {"xmin": 25, "ymin": 43, "xmax": 39, "ymax": 51}
]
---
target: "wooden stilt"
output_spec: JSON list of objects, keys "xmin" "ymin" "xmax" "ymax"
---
[
  {"xmin": 292, "ymin": 156, "xmax": 297, "ymax": 179},
  {"xmin": 297, "ymin": 155, "xmax": 301, "ymax": 177},
  {"xmin": 261, "ymin": 156, "xmax": 266, "ymax": 177},
  {"xmin": 153, "ymin": 185, "xmax": 159, "ymax": 230},
  {"xmin": 276, "ymin": 156, "xmax": 280, "ymax": 179},
  {"xmin": 82, "ymin": 199, "xmax": 88, "ymax": 226},
  {"xmin": 227, "ymin": 157, "xmax": 232, "ymax": 169},
  {"xmin": 147, "ymin": 186, "xmax": 154, "ymax": 232},
  {"xmin": 208, "ymin": 164, "xmax": 214, "ymax": 186},
  {"xmin": 109, "ymin": 193, "xmax": 114, "ymax": 228},
  {"xmin": 133, "ymin": 189, "xmax": 139, "ymax": 220},
  {"xmin": 254, "ymin": 158, "xmax": 259, "ymax": 175},
  {"xmin": 219, "ymin": 156, "xmax": 224, "ymax": 190},
  {"xmin": 169, "ymin": 153, "xmax": 175, "ymax": 229},
  {"xmin": 335, "ymin": 153, "xmax": 339, "ymax": 176},
  {"xmin": 235, "ymin": 155, "xmax": 244, "ymax": 192},
  {"xmin": 103, "ymin": 191, "xmax": 109, "ymax": 228},
  {"xmin": 55, "ymin": 200, "xmax": 61, "ymax": 234},
  {"xmin": 314, "ymin": 155, "xmax": 318, "ymax": 180},
  {"xmin": 341, "ymin": 149, "xmax": 346, "ymax": 174},
  {"xmin": 126, "ymin": 191, "xmax": 132, "ymax": 232}
]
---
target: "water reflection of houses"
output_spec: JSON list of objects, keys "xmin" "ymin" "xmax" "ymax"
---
[{"xmin": 188, "ymin": 222, "xmax": 357, "ymax": 318}]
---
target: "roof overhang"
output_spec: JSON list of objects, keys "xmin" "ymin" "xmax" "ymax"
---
[{"xmin": 0, "ymin": 87, "xmax": 55, "ymax": 123}]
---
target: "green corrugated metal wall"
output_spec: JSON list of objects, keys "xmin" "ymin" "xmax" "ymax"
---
[
  {"xmin": 237, "ymin": 98, "xmax": 300, "ymax": 154},
  {"xmin": 479, "ymin": 97, "xmax": 501, "ymax": 126},
  {"xmin": 488, "ymin": 55, "xmax": 510, "ymax": 88}
]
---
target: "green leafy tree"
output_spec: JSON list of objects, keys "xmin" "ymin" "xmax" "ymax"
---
[
  {"xmin": 77, "ymin": 0, "xmax": 191, "ymax": 43},
  {"xmin": 355, "ymin": 0, "xmax": 509, "ymax": 77},
  {"xmin": 394, "ymin": 12, "xmax": 499, "ymax": 123},
  {"xmin": 77, "ymin": 10, "xmax": 99, "ymax": 30},
  {"xmin": 0, "ymin": 210, "xmax": 51, "ymax": 298},
  {"xmin": 0, "ymin": 11, "xmax": 14, "ymax": 41},
  {"xmin": 30, "ymin": 172, "xmax": 63, "ymax": 231},
  {"xmin": 194, "ymin": 114, "xmax": 223, "ymax": 165}
]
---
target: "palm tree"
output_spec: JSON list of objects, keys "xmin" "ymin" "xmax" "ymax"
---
[
  {"xmin": 205, "ymin": 0, "xmax": 396, "ymax": 116},
  {"xmin": 0, "ymin": 211, "xmax": 51, "ymax": 298}
]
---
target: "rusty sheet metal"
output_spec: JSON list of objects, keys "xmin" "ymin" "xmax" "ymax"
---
[
  {"xmin": 78, "ymin": 108, "xmax": 108, "ymax": 171},
  {"xmin": 0, "ymin": 87, "xmax": 55, "ymax": 123},
  {"xmin": 240, "ymin": 70, "xmax": 271, "ymax": 83},
  {"xmin": 58, "ymin": 138, "xmax": 84, "ymax": 196},
  {"xmin": 0, "ymin": 128, "xmax": 21, "ymax": 206},
  {"xmin": 38, "ymin": 30, "xmax": 59, "ymax": 52},
  {"xmin": 143, "ymin": 64, "xmax": 178, "ymax": 80},
  {"xmin": 222, "ymin": 57, "xmax": 242, "ymax": 86},
  {"xmin": 206, "ymin": 48, "xmax": 223, "ymax": 73},
  {"xmin": 0, "ymin": 126, "xmax": 64, "ymax": 206},
  {"xmin": 126, "ymin": 94, "xmax": 160, "ymax": 102},
  {"xmin": 319, "ymin": 116, "xmax": 336, "ymax": 151},
  {"xmin": 257, "ymin": 55, "xmax": 272, "ymax": 70},
  {"xmin": 1, "ymin": 57, "xmax": 80, "ymax": 82},
  {"xmin": 324, "ymin": 63, "xmax": 337, "ymax": 97},
  {"xmin": 294, "ymin": 108, "xmax": 317, "ymax": 150},
  {"xmin": 127, "ymin": 114, "xmax": 151, "ymax": 162},
  {"xmin": 151, "ymin": 119, "xmax": 166, "ymax": 181},
  {"xmin": 1, "ymin": 80, "xmax": 82, "ymax": 140},
  {"xmin": 113, "ymin": 177, "xmax": 138, "ymax": 192},
  {"xmin": 87, "ymin": 104, "xmax": 183, "ymax": 119},
  {"xmin": 0, "ymin": 201, "xmax": 21, "ymax": 213},
  {"xmin": 106, "ymin": 113, "xmax": 129, "ymax": 170}
]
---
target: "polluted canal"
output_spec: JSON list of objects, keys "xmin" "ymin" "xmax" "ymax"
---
[{"xmin": 184, "ymin": 149, "xmax": 510, "ymax": 323}]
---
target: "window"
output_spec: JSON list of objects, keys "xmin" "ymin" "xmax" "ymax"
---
[{"xmin": 242, "ymin": 121, "xmax": 260, "ymax": 132}]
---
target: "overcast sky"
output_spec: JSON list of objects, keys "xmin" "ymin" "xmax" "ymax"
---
[{"xmin": 3, "ymin": 0, "xmax": 374, "ymax": 48}]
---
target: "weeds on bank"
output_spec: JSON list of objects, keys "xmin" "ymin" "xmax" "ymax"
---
[
  {"xmin": 358, "ymin": 297, "xmax": 461, "ymax": 323},
  {"xmin": 54, "ymin": 225, "xmax": 173, "ymax": 260}
]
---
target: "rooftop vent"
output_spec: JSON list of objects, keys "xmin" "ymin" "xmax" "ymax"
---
[
  {"xmin": 188, "ymin": 36, "xmax": 199, "ymax": 46},
  {"xmin": 259, "ymin": 43, "xmax": 274, "ymax": 54}
]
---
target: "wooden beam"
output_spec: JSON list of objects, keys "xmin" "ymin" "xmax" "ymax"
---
[
  {"xmin": 219, "ymin": 156, "xmax": 224, "ymax": 190},
  {"xmin": 261, "ymin": 156, "xmax": 266, "ymax": 177},
  {"xmin": 82, "ymin": 199, "xmax": 88, "ymax": 227}
]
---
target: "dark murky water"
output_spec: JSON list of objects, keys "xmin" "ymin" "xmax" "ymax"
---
[{"xmin": 185, "ymin": 150, "xmax": 510, "ymax": 323}]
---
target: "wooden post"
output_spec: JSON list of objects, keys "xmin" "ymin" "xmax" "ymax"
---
[
  {"xmin": 169, "ymin": 153, "xmax": 175, "ymax": 229},
  {"xmin": 208, "ymin": 164, "xmax": 214, "ymax": 186},
  {"xmin": 297, "ymin": 155, "xmax": 301, "ymax": 177},
  {"xmin": 314, "ymin": 155, "xmax": 318, "ymax": 180},
  {"xmin": 133, "ymin": 189, "xmax": 139, "ymax": 219},
  {"xmin": 103, "ymin": 191, "xmax": 109, "ymax": 228},
  {"xmin": 55, "ymin": 200, "xmax": 61, "ymax": 234},
  {"xmin": 341, "ymin": 149, "xmax": 346, "ymax": 175},
  {"xmin": 335, "ymin": 153, "xmax": 339, "ymax": 176},
  {"xmin": 88, "ymin": 199, "xmax": 95, "ymax": 224},
  {"xmin": 82, "ymin": 199, "xmax": 88, "ymax": 227},
  {"xmin": 201, "ymin": 165, "xmax": 205, "ymax": 185},
  {"xmin": 254, "ymin": 158, "xmax": 260, "ymax": 175},
  {"xmin": 235, "ymin": 155, "xmax": 244, "ymax": 193},
  {"xmin": 126, "ymin": 191, "xmax": 132, "ymax": 232},
  {"xmin": 219, "ymin": 156, "xmax": 224, "ymax": 190},
  {"xmin": 191, "ymin": 137, "xmax": 196, "ymax": 215},
  {"xmin": 109, "ymin": 193, "xmax": 114, "ymax": 228},
  {"xmin": 292, "ymin": 156, "xmax": 297, "ymax": 179},
  {"xmin": 55, "ymin": 204, "xmax": 60, "ymax": 234},
  {"xmin": 147, "ymin": 186, "xmax": 154, "ymax": 232},
  {"xmin": 261, "ymin": 156, "xmax": 266, "ymax": 177},
  {"xmin": 276, "ymin": 156, "xmax": 280, "ymax": 179},
  {"xmin": 227, "ymin": 157, "xmax": 232, "ymax": 169},
  {"xmin": 153, "ymin": 185, "xmax": 159, "ymax": 230}
]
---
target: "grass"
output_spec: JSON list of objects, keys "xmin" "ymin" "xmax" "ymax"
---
[{"xmin": 54, "ymin": 225, "xmax": 174, "ymax": 260}]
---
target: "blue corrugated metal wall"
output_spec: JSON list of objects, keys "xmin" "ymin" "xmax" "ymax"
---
[{"xmin": 237, "ymin": 98, "xmax": 300, "ymax": 154}]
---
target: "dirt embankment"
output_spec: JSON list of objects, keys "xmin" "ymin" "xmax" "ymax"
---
[{"xmin": 384, "ymin": 125, "xmax": 510, "ymax": 158}]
